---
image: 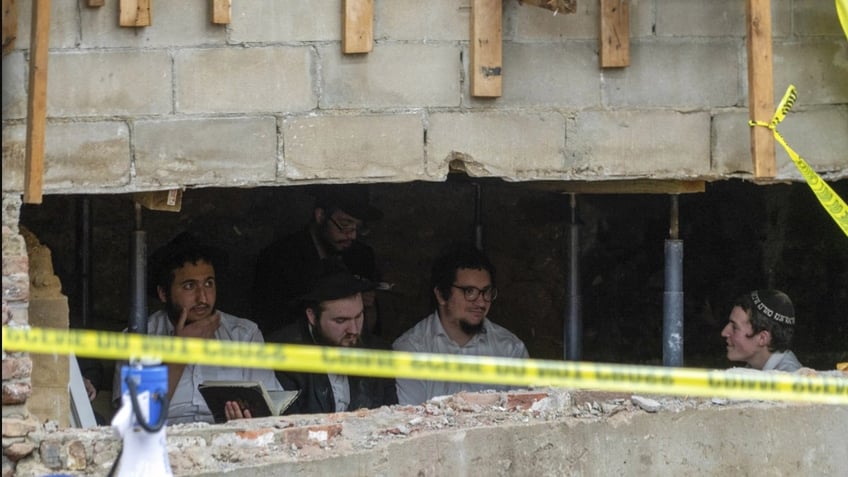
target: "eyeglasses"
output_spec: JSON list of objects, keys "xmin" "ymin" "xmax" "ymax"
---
[
  {"xmin": 328, "ymin": 216, "xmax": 367, "ymax": 236},
  {"xmin": 451, "ymin": 284, "xmax": 498, "ymax": 302}
]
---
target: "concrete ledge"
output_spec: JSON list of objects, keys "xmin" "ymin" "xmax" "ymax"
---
[{"xmin": 12, "ymin": 389, "xmax": 847, "ymax": 476}]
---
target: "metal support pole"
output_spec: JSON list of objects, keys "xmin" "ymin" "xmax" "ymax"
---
[
  {"xmin": 565, "ymin": 193, "xmax": 582, "ymax": 361},
  {"xmin": 473, "ymin": 183, "xmax": 483, "ymax": 251},
  {"xmin": 128, "ymin": 203, "xmax": 147, "ymax": 334},
  {"xmin": 76, "ymin": 196, "xmax": 92, "ymax": 329},
  {"xmin": 663, "ymin": 195, "xmax": 684, "ymax": 367}
]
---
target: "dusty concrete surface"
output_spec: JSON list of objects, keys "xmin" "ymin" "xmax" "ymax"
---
[{"xmin": 12, "ymin": 389, "xmax": 847, "ymax": 477}]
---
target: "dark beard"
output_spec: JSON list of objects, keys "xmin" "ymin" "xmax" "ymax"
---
[
  {"xmin": 459, "ymin": 320, "xmax": 485, "ymax": 336},
  {"xmin": 165, "ymin": 298, "xmax": 214, "ymax": 326},
  {"xmin": 311, "ymin": 322, "xmax": 361, "ymax": 348}
]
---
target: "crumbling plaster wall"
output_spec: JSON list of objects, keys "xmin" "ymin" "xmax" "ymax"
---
[{"xmin": 1, "ymin": 0, "xmax": 847, "ymax": 194}]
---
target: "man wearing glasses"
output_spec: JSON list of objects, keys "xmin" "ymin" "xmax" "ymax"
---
[
  {"xmin": 393, "ymin": 242, "xmax": 529, "ymax": 405},
  {"xmin": 252, "ymin": 185, "xmax": 382, "ymax": 337}
]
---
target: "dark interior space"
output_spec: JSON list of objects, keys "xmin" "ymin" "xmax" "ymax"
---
[{"xmin": 19, "ymin": 178, "xmax": 848, "ymax": 394}]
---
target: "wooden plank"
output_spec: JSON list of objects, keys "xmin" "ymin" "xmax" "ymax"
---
[
  {"xmin": 471, "ymin": 0, "xmax": 502, "ymax": 98},
  {"xmin": 120, "ymin": 0, "xmax": 151, "ymax": 27},
  {"xmin": 24, "ymin": 0, "xmax": 50, "ymax": 204},
  {"xmin": 529, "ymin": 180, "xmax": 706, "ymax": 195},
  {"xmin": 86, "ymin": 0, "xmax": 104, "ymax": 7},
  {"xmin": 746, "ymin": 0, "xmax": 776, "ymax": 179},
  {"xmin": 211, "ymin": 0, "xmax": 231, "ymax": 25},
  {"xmin": 2, "ymin": 0, "xmax": 17, "ymax": 55},
  {"xmin": 599, "ymin": 0, "xmax": 630, "ymax": 68},
  {"xmin": 343, "ymin": 0, "xmax": 373, "ymax": 54},
  {"xmin": 133, "ymin": 190, "xmax": 183, "ymax": 212}
]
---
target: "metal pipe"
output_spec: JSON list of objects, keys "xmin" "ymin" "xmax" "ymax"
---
[
  {"xmin": 663, "ymin": 195, "xmax": 683, "ymax": 366},
  {"xmin": 473, "ymin": 183, "xmax": 483, "ymax": 251},
  {"xmin": 128, "ymin": 203, "xmax": 147, "ymax": 334},
  {"xmin": 565, "ymin": 193, "xmax": 582, "ymax": 361},
  {"xmin": 76, "ymin": 196, "xmax": 92, "ymax": 329}
]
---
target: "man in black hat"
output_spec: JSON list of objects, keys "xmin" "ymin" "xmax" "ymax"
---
[
  {"xmin": 720, "ymin": 289, "xmax": 803, "ymax": 371},
  {"xmin": 252, "ymin": 185, "xmax": 383, "ymax": 337},
  {"xmin": 267, "ymin": 268, "xmax": 397, "ymax": 414}
]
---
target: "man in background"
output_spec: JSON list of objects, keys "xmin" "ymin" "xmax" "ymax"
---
[{"xmin": 252, "ymin": 185, "xmax": 383, "ymax": 336}]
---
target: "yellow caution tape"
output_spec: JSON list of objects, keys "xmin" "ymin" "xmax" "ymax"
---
[
  {"xmin": 838, "ymin": 0, "xmax": 848, "ymax": 40},
  {"xmin": 3, "ymin": 326, "xmax": 847, "ymax": 405},
  {"xmin": 749, "ymin": 84, "xmax": 848, "ymax": 237}
]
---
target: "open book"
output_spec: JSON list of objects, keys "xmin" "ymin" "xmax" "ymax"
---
[{"xmin": 198, "ymin": 381, "xmax": 300, "ymax": 423}]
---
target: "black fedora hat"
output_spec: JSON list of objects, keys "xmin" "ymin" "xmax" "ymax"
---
[
  {"xmin": 314, "ymin": 184, "xmax": 383, "ymax": 222},
  {"xmin": 301, "ymin": 269, "xmax": 377, "ymax": 303}
]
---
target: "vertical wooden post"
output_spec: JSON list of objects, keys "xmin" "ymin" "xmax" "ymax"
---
[
  {"xmin": 24, "ymin": 0, "xmax": 50, "ymax": 204},
  {"xmin": 599, "ymin": 0, "xmax": 630, "ymax": 68},
  {"xmin": 471, "ymin": 0, "xmax": 502, "ymax": 98},
  {"xmin": 746, "ymin": 0, "xmax": 776, "ymax": 179},
  {"xmin": 211, "ymin": 0, "xmax": 231, "ymax": 25},
  {"xmin": 120, "ymin": 0, "xmax": 152, "ymax": 27},
  {"xmin": 343, "ymin": 0, "xmax": 373, "ymax": 54}
]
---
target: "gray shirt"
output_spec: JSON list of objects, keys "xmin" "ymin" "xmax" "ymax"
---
[
  {"xmin": 762, "ymin": 350, "xmax": 802, "ymax": 372},
  {"xmin": 392, "ymin": 311, "xmax": 529, "ymax": 405}
]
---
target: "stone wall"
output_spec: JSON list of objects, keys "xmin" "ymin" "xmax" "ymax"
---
[{"xmin": 2, "ymin": 0, "xmax": 847, "ymax": 194}]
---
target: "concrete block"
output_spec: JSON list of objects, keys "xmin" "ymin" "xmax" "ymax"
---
[
  {"xmin": 175, "ymin": 46, "xmax": 316, "ymax": 114},
  {"xmin": 46, "ymin": 51, "xmax": 172, "ymax": 117},
  {"xmin": 713, "ymin": 107, "xmax": 848, "ymax": 180},
  {"xmin": 655, "ymin": 0, "xmax": 792, "ymax": 38},
  {"xmin": 794, "ymin": 2, "xmax": 846, "ymax": 37},
  {"xmin": 773, "ymin": 41, "xmax": 848, "ymax": 105},
  {"xmin": 1, "ymin": 51, "xmax": 26, "ymax": 120},
  {"xmin": 80, "ymin": 0, "xmax": 226, "ymax": 48},
  {"xmin": 604, "ymin": 42, "xmax": 738, "ymax": 108},
  {"xmin": 1, "ymin": 123, "xmax": 130, "ymax": 194},
  {"xmin": 13, "ymin": 0, "xmax": 80, "ymax": 50},
  {"xmin": 428, "ymin": 111, "xmax": 566, "ymax": 179},
  {"xmin": 134, "ymin": 117, "xmax": 278, "ymax": 187},
  {"xmin": 510, "ymin": 0, "xmax": 653, "ymax": 41},
  {"xmin": 30, "ymin": 354, "xmax": 69, "ymax": 387},
  {"xmin": 319, "ymin": 44, "xmax": 461, "ymax": 108},
  {"xmin": 28, "ymin": 296, "xmax": 69, "ymax": 329},
  {"xmin": 466, "ymin": 42, "xmax": 600, "ymax": 109},
  {"xmin": 283, "ymin": 114, "xmax": 425, "ymax": 181},
  {"xmin": 568, "ymin": 110, "xmax": 711, "ymax": 177},
  {"xmin": 379, "ymin": 0, "xmax": 469, "ymax": 41},
  {"xmin": 230, "ymin": 0, "xmax": 337, "ymax": 43}
]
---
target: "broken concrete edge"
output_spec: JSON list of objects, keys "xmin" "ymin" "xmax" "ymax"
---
[{"xmin": 8, "ymin": 387, "xmax": 846, "ymax": 476}]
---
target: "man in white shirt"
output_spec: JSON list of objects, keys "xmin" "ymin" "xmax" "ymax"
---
[
  {"xmin": 393, "ymin": 242, "xmax": 529, "ymax": 405},
  {"xmin": 113, "ymin": 233, "xmax": 283, "ymax": 424}
]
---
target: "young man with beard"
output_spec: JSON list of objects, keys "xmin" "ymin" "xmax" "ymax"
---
[
  {"xmin": 252, "ymin": 185, "xmax": 382, "ymax": 337},
  {"xmin": 392, "ymin": 242, "xmax": 529, "ymax": 405},
  {"xmin": 267, "ymin": 269, "xmax": 397, "ymax": 414},
  {"xmin": 721, "ymin": 289, "xmax": 802, "ymax": 371},
  {"xmin": 112, "ymin": 233, "xmax": 284, "ymax": 424}
]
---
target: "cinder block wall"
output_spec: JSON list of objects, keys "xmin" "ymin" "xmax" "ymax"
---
[{"xmin": 1, "ymin": 0, "xmax": 846, "ymax": 194}]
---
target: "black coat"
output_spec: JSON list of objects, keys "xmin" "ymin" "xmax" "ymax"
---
[
  {"xmin": 252, "ymin": 228, "xmax": 377, "ymax": 336},
  {"xmin": 267, "ymin": 321, "xmax": 397, "ymax": 415}
]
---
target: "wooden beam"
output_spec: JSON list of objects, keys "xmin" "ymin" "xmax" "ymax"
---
[
  {"xmin": 24, "ymin": 0, "xmax": 50, "ymax": 204},
  {"xmin": 746, "ymin": 0, "xmax": 776, "ymax": 179},
  {"xmin": 120, "ymin": 0, "xmax": 151, "ymax": 27},
  {"xmin": 343, "ymin": 0, "xmax": 373, "ymax": 54},
  {"xmin": 529, "ymin": 180, "xmax": 706, "ymax": 195},
  {"xmin": 86, "ymin": 0, "xmax": 104, "ymax": 7},
  {"xmin": 471, "ymin": 0, "xmax": 502, "ymax": 98},
  {"xmin": 211, "ymin": 0, "xmax": 231, "ymax": 25},
  {"xmin": 599, "ymin": 0, "xmax": 630, "ymax": 68},
  {"xmin": 2, "ymin": 0, "xmax": 17, "ymax": 55}
]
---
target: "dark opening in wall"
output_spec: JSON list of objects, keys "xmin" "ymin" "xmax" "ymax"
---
[{"xmin": 19, "ymin": 179, "xmax": 848, "ymax": 391}]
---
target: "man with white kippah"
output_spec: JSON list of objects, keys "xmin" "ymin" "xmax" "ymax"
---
[{"xmin": 720, "ymin": 289, "xmax": 802, "ymax": 371}]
